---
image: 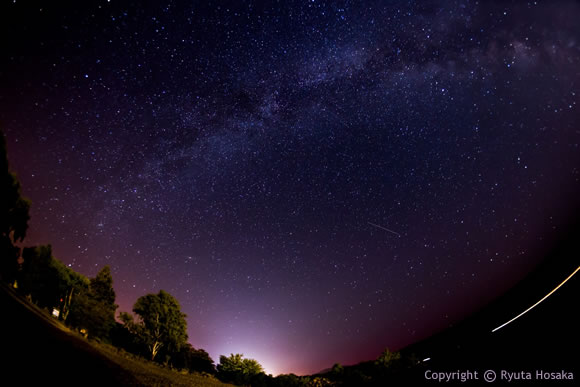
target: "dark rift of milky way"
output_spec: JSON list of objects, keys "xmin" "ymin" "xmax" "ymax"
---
[{"xmin": 1, "ymin": 0, "xmax": 579, "ymax": 375}]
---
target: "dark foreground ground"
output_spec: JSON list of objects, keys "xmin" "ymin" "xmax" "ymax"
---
[
  {"xmin": 1, "ymin": 282, "xmax": 134, "ymax": 386},
  {"xmin": 0, "ymin": 282, "xmax": 230, "ymax": 387}
]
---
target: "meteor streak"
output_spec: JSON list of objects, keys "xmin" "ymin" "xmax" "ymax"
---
[
  {"xmin": 491, "ymin": 265, "xmax": 580, "ymax": 333},
  {"xmin": 367, "ymin": 222, "xmax": 401, "ymax": 237}
]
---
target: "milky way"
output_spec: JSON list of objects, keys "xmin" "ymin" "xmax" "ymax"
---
[{"xmin": 1, "ymin": 0, "xmax": 579, "ymax": 375}]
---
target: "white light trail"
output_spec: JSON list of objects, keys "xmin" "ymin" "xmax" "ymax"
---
[
  {"xmin": 367, "ymin": 222, "xmax": 401, "ymax": 237},
  {"xmin": 491, "ymin": 265, "xmax": 580, "ymax": 333}
]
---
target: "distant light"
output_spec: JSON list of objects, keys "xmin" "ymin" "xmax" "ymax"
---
[
  {"xmin": 422, "ymin": 357, "xmax": 431, "ymax": 362},
  {"xmin": 491, "ymin": 266, "xmax": 580, "ymax": 333}
]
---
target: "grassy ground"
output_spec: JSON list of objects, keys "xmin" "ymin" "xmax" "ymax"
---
[
  {"xmin": 90, "ymin": 341, "xmax": 230, "ymax": 387},
  {"xmin": 1, "ymin": 282, "xmax": 232, "ymax": 386}
]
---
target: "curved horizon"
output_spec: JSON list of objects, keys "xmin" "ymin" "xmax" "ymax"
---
[{"xmin": 2, "ymin": 0, "xmax": 580, "ymax": 375}]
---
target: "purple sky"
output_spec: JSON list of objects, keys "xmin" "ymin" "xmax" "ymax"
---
[{"xmin": 1, "ymin": 0, "xmax": 579, "ymax": 375}]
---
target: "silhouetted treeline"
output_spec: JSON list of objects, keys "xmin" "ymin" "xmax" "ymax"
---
[
  {"xmin": 13, "ymin": 244, "xmax": 219, "ymax": 375},
  {"xmin": 16, "ymin": 245, "xmax": 117, "ymax": 340},
  {"xmin": 0, "ymin": 131, "xmax": 30, "ymax": 283},
  {"xmin": 1, "ymin": 129, "xmax": 424, "ymax": 386},
  {"xmin": 0, "ymin": 129, "xmax": 217, "ymax": 376},
  {"xmin": 117, "ymin": 290, "xmax": 192, "ymax": 364},
  {"xmin": 211, "ymin": 349, "xmax": 422, "ymax": 387}
]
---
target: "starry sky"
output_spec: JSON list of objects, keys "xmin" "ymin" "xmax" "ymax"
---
[{"xmin": 1, "ymin": 0, "xmax": 579, "ymax": 376}]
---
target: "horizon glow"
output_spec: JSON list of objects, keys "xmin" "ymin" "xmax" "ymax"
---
[{"xmin": 2, "ymin": 0, "xmax": 579, "ymax": 375}]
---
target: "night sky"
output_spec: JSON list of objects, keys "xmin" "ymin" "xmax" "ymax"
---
[{"xmin": 1, "ymin": 0, "xmax": 579, "ymax": 376}]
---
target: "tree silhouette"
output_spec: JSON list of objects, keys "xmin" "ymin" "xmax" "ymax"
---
[
  {"xmin": 331, "ymin": 363, "xmax": 344, "ymax": 375},
  {"xmin": 90, "ymin": 265, "xmax": 116, "ymax": 306},
  {"xmin": 18, "ymin": 246, "xmax": 118, "ymax": 340},
  {"xmin": 84, "ymin": 265, "xmax": 118, "ymax": 340},
  {"xmin": 0, "ymin": 130, "xmax": 30, "ymax": 282},
  {"xmin": 374, "ymin": 347, "xmax": 401, "ymax": 368},
  {"xmin": 172, "ymin": 343, "xmax": 216, "ymax": 374},
  {"xmin": 274, "ymin": 374, "xmax": 306, "ymax": 387},
  {"xmin": 122, "ymin": 290, "xmax": 188, "ymax": 361},
  {"xmin": 19, "ymin": 245, "xmax": 61, "ymax": 308},
  {"xmin": 217, "ymin": 353, "xmax": 264, "ymax": 385},
  {"xmin": 69, "ymin": 266, "xmax": 119, "ymax": 340},
  {"xmin": 18, "ymin": 245, "xmax": 104, "ymax": 335}
]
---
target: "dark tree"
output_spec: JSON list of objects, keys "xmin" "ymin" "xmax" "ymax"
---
[
  {"xmin": 19, "ymin": 245, "xmax": 62, "ymax": 308},
  {"xmin": 188, "ymin": 347, "xmax": 216, "ymax": 374},
  {"xmin": 172, "ymin": 343, "xmax": 216, "ymax": 374},
  {"xmin": 331, "ymin": 363, "xmax": 344, "ymax": 375},
  {"xmin": 56, "ymin": 264, "xmax": 89, "ymax": 323},
  {"xmin": 110, "ymin": 320, "xmax": 141, "ymax": 354},
  {"xmin": 90, "ymin": 265, "xmax": 116, "ymax": 306},
  {"xmin": 85, "ymin": 265, "xmax": 118, "ymax": 340},
  {"xmin": 370, "ymin": 347, "xmax": 404, "ymax": 383},
  {"xmin": 58, "ymin": 265, "xmax": 118, "ymax": 341},
  {"xmin": 18, "ymin": 245, "xmax": 93, "ymax": 326},
  {"xmin": 122, "ymin": 290, "xmax": 188, "ymax": 361},
  {"xmin": 273, "ymin": 374, "xmax": 308, "ymax": 387},
  {"xmin": 217, "ymin": 353, "xmax": 265, "ymax": 385},
  {"xmin": 374, "ymin": 348, "xmax": 401, "ymax": 368},
  {"xmin": 0, "ymin": 131, "xmax": 30, "ymax": 282}
]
